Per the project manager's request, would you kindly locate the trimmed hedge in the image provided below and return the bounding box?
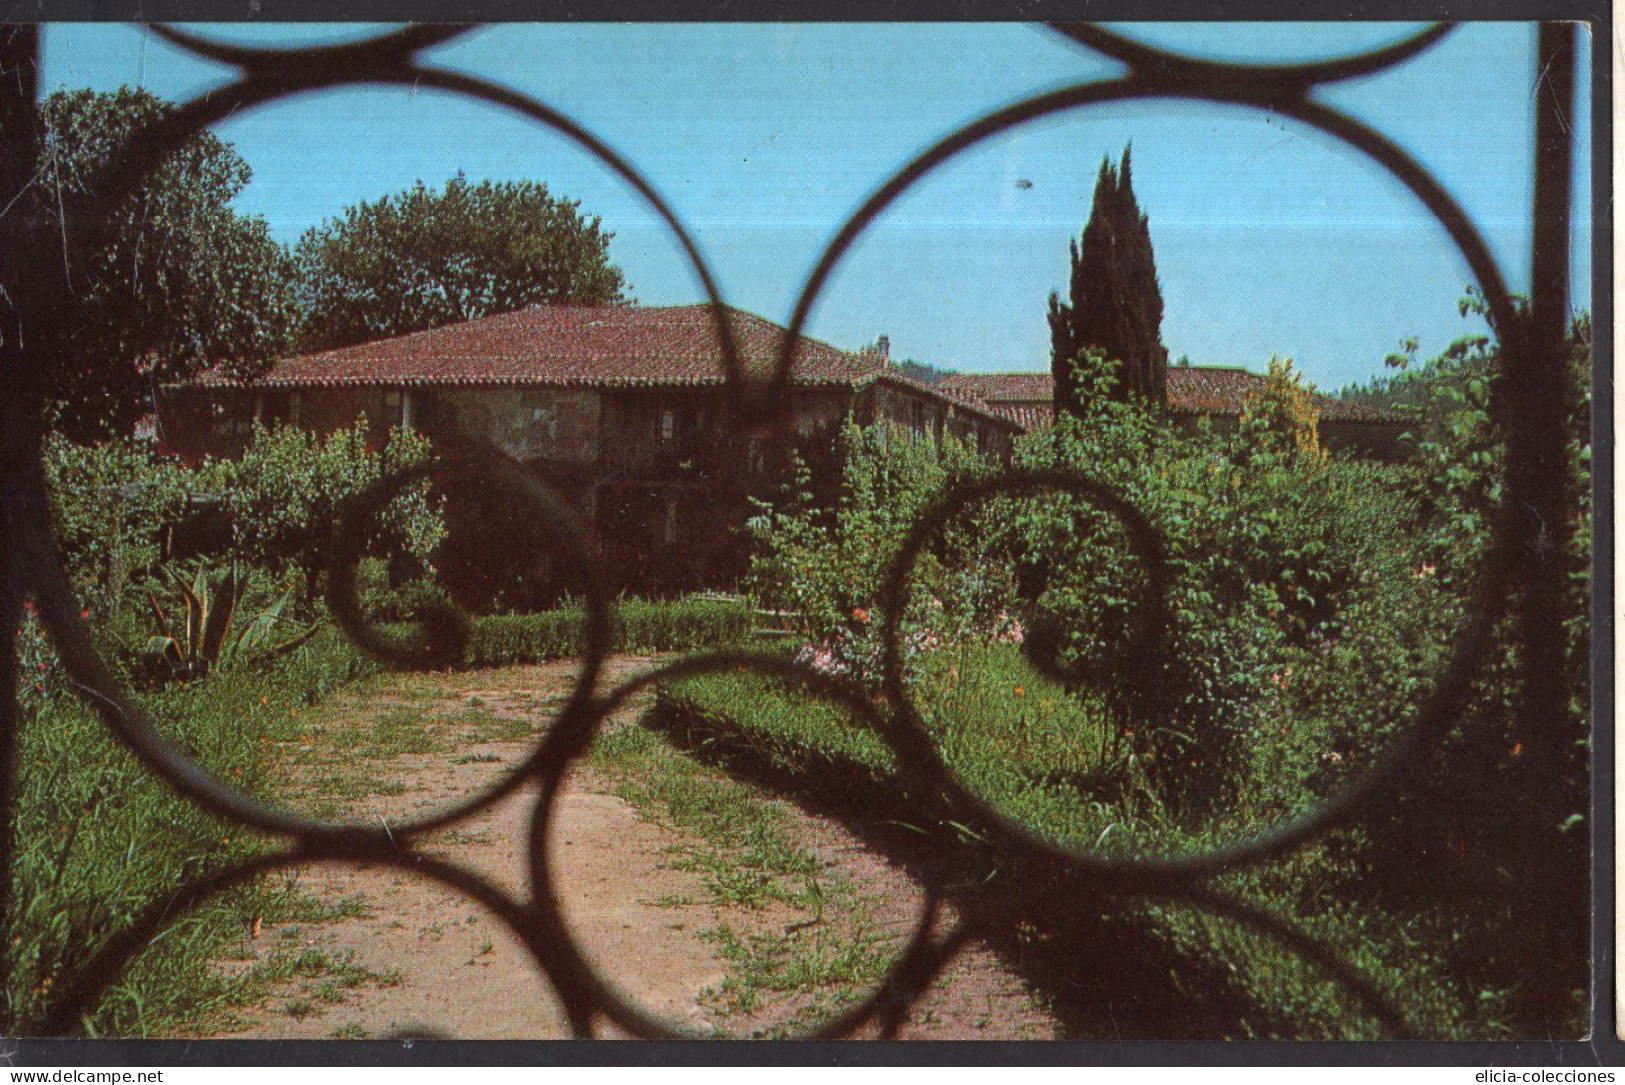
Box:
[459,596,755,668]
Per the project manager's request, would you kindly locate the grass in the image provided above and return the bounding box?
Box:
[647,641,1495,1040]
[588,723,899,1036]
[591,725,822,911]
[5,628,375,1037]
[271,692,540,821]
[213,947,400,1032]
[698,919,891,1036]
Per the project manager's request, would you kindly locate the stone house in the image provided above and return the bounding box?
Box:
[158,303,1020,594]
[939,366,1407,457]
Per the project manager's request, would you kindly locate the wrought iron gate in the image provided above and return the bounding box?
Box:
[0,21,1592,1041]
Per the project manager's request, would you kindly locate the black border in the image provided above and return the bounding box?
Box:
[1,3,1613,1068]
[3,1,1612,22]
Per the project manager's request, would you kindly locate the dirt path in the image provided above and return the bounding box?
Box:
[201,655,1054,1040]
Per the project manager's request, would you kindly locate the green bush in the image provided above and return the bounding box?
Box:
[651,651,1484,1039]
[744,422,1013,686]
[44,421,445,623]
[746,355,1431,814]
[1334,301,1592,1014]
[455,596,756,668]
[221,419,444,596]
[1004,352,1430,812]
[4,630,372,1035]
[43,433,197,617]
[735,339,1588,1035]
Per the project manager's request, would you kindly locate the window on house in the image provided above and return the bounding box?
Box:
[383,390,403,427]
[213,401,254,440]
[530,403,558,440]
[660,408,676,442]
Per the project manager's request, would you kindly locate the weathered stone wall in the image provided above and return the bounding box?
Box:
[431,388,601,464]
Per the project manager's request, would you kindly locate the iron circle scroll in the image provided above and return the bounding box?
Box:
[36,848,551,1037]
[318,449,616,837]
[1047,22,1458,87]
[873,468,1172,776]
[28,26,746,844]
[521,650,951,1040]
[783,40,1524,881]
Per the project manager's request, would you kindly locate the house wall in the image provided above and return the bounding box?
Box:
[598,387,852,470]
[859,383,943,439]
[429,388,600,464]
[293,388,401,441]
[590,386,857,594]
[855,383,1014,458]
[600,388,712,470]
[156,378,1016,596]
[791,390,853,437]
[155,389,234,461]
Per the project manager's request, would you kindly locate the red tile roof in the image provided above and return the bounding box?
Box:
[941,367,1396,430]
[179,303,1021,431]
[983,402,1053,432]
[941,372,1053,403]
[187,304,885,390]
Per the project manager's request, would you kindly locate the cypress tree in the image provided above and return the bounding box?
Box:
[1049,145,1168,417]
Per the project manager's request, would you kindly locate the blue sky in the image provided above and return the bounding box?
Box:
[41,22,1593,390]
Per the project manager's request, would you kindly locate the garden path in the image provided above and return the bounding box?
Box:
[198,655,1054,1040]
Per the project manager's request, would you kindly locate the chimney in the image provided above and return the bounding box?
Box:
[876,334,890,359]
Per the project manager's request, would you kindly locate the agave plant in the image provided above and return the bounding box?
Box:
[146,565,309,680]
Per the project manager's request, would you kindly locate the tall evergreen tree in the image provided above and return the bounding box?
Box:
[1048,145,1167,417]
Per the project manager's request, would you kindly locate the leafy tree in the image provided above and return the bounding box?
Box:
[1238,356,1324,459]
[294,175,630,352]
[33,88,299,441]
[1048,145,1167,416]
[42,432,195,615]
[894,359,955,386]
[222,418,444,599]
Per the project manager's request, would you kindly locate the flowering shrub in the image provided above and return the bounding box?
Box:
[746,422,1012,686]
[15,603,66,713]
